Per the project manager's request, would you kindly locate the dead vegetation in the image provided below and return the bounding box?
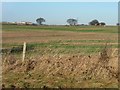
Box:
[2,44,118,88]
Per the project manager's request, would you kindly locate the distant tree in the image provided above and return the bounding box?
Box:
[67,19,78,26]
[117,23,120,26]
[89,19,99,26]
[36,17,45,25]
[99,22,106,26]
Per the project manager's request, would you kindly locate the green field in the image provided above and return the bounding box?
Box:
[2,24,118,33]
[2,24,118,54]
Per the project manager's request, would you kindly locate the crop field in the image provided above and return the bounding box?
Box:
[2,24,119,88]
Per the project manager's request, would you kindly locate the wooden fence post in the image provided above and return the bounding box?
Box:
[22,42,26,62]
[111,48,117,57]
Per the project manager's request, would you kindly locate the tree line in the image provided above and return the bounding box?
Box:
[36,17,106,26]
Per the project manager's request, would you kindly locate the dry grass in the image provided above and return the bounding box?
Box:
[2,46,118,88]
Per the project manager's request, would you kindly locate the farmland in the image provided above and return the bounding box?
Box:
[2,24,119,88]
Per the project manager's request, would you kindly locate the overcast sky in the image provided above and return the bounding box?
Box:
[2,2,118,25]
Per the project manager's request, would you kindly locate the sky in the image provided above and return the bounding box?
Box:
[1,0,119,2]
[2,2,118,25]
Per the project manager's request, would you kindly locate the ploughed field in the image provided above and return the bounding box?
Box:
[2,24,119,88]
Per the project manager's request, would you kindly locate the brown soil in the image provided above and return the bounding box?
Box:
[2,30,118,44]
